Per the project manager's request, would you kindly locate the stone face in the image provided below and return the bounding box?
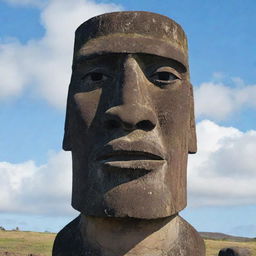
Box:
[53,11,204,256]
[64,11,196,219]
[67,54,195,218]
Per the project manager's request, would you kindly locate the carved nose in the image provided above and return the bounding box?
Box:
[104,105,157,132]
[104,56,156,132]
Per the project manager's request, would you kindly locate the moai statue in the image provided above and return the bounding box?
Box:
[53,11,205,256]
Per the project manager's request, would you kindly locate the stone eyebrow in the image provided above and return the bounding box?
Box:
[72,54,99,70]
[73,53,119,70]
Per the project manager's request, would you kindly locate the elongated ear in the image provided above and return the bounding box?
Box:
[63,118,71,151]
[62,85,72,151]
[188,83,197,153]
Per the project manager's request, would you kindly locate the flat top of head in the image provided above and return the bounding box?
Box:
[73,11,189,71]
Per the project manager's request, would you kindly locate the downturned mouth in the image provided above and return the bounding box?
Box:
[96,150,164,162]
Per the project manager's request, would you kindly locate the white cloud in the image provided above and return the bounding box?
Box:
[195,81,256,120]
[0,40,29,99]
[0,0,121,108]
[0,150,75,216]
[188,120,256,207]
[0,120,255,215]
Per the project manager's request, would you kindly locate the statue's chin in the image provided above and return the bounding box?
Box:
[102,175,184,219]
[72,163,186,218]
[99,162,186,219]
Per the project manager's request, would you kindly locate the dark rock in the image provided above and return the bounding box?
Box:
[219,247,251,256]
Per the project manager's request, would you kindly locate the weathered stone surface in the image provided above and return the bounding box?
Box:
[53,215,205,256]
[53,11,204,256]
[219,247,252,256]
[72,11,189,74]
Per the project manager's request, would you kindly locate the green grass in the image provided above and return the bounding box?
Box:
[205,239,256,256]
[0,230,56,256]
[0,230,255,256]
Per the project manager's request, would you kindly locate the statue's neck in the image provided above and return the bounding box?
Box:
[80,214,179,256]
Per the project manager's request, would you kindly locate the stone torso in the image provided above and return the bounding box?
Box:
[53,215,205,256]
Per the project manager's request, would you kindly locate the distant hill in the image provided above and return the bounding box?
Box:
[200,232,255,242]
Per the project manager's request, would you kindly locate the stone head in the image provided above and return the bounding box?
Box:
[63,11,197,219]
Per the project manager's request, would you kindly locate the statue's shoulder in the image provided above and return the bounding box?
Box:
[171,215,206,256]
[52,215,84,256]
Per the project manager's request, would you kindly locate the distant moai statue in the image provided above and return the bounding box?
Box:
[53,11,205,256]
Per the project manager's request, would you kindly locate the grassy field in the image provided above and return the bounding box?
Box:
[0,230,255,256]
[205,239,256,256]
[0,230,55,256]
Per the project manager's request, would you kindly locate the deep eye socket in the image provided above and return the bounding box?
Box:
[149,67,181,87]
[82,71,109,84]
[154,71,178,81]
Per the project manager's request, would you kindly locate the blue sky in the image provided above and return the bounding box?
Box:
[0,0,255,237]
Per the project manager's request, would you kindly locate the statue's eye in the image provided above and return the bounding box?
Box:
[150,67,181,87]
[155,72,178,81]
[82,72,109,83]
[90,72,105,81]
